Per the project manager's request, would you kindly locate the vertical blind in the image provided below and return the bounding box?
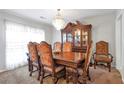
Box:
[5,21,45,69]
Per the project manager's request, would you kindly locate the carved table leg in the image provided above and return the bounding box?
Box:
[73,70,78,84]
[83,71,87,84]
[66,70,69,83]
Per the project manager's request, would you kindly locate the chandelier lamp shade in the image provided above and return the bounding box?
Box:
[52,9,65,30]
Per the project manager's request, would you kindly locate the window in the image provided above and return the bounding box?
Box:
[5,21,45,69]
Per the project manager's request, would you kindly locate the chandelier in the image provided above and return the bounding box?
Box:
[52,9,65,30]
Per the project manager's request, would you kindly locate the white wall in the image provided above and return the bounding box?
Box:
[0,16,6,69]
[115,10,124,82]
[122,11,124,82]
[83,13,116,66]
[0,11,53,70]
[52,28,61,45]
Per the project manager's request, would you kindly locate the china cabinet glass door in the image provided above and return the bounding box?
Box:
[67,33,73,42]
[61,21,92,52]
[63,33,66,43]
[74,28,81,47]
[82,30,88,46]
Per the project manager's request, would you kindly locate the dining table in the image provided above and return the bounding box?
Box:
[53,52,86,83]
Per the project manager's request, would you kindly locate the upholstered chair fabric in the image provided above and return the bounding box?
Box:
[93,41,113,72]
[66,41,93,83]
[27,42,40,80]
[95,55,112,62]
[96,41,108,55]
[63,42,72,52]
[37,41,65,83]
[53,42,62,53]
[28,42,39,63]
[77,41,93,77]
[37,41,53,67]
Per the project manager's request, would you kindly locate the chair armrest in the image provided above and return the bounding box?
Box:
[108,53,113,59]
[26,52,29,57]
[26,52,30,61]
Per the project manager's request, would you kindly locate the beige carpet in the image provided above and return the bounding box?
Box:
[0,65,123,84]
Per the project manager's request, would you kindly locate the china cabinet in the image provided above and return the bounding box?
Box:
[61,21,92,52]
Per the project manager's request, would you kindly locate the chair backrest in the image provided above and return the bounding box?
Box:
[53,42,62,52]
[37,41,53,68]
[27,42,39,63]
[84,41,93,71]
[96,41,108,55]
[63,42,72,52]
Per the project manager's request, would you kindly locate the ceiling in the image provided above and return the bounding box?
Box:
[3,9,117,26]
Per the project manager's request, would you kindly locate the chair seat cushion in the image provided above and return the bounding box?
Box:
[95,55,112,62]
[44,66,64,73]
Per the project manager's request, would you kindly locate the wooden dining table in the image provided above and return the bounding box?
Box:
[53,52,85,83]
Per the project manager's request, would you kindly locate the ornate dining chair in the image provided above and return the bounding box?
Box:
[93,41,113,72]
[37,41,65,84]
[66,41,93,84]
[53,42,62,53]
[27,42,41,80]
[78,41,93,83]
[63,42,72,52]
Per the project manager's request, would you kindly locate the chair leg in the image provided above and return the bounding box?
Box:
[82,72,87,84]
[28,60,31,72]
[37,67,41,80]
[29,65,33,76]
[94,61,96,69]
[52,74,57,84]
[66,70,69,83]
[83,78,87,84]
[108,63,111,72]
[63,69,66,79]
[87,68,91,80]
[73,72,78,84]
[52,77,55,84]
[88,75,91,81]
[40,71,44,84]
